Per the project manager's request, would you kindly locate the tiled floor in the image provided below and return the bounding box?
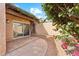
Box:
[6,36,58,56]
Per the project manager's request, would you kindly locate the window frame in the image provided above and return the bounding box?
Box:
[12,20,30,39]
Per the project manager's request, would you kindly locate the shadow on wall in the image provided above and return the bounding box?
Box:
[35,23,48,35]
[35,22,54,35]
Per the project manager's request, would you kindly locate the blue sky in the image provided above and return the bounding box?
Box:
[14,3,46,19]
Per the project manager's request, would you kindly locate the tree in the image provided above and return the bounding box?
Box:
[42,3,79,25]
[42,3,79,39]
[42,4,79,55]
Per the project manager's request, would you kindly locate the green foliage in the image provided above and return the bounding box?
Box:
[56,34,70,40]
[42,4,79,54]
[42,3,79,39]
[73,5,79,16]
[42,3,79,25]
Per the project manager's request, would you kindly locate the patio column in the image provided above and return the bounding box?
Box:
[0,3,6,55]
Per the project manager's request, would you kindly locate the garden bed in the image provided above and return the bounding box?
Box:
[56,34,79,56]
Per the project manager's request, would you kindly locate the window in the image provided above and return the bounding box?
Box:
[13,22,29,38]
[23,24,29,36]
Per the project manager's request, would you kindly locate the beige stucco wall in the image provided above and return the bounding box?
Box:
[35,23,48,35]
[54,39,67,56]
[35,22,60,35]
[0,3,6,55]
[6,13,30,41]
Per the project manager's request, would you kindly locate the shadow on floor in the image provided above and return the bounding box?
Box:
[32,35,58,56]
[6,35,58,56]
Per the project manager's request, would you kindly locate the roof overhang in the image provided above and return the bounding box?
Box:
[6,3,39,23]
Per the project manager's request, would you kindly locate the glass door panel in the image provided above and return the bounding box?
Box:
[13,22,30,38]
[23,24,29,36]
[13,22,23,38]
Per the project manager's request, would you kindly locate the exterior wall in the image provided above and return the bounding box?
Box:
[54,39,67,56]
[35,22,60,35]
[35,23,48,35]
[6,13,31,41]
[0,3,6,55]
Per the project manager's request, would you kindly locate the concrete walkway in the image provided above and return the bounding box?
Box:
[6,36,57,56]
[6,37,37,53]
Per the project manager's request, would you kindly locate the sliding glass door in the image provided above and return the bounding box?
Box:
[23,24,29,36]
[13,22,29,38]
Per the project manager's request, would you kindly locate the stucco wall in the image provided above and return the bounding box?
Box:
[6,13,30,41]
[35,22,60,35]
[54,39,67,56]
[0,3,6,55]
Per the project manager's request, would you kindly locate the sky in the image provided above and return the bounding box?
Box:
[14,3,46,20]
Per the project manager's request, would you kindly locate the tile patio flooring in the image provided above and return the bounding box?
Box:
[6,36,58,56]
